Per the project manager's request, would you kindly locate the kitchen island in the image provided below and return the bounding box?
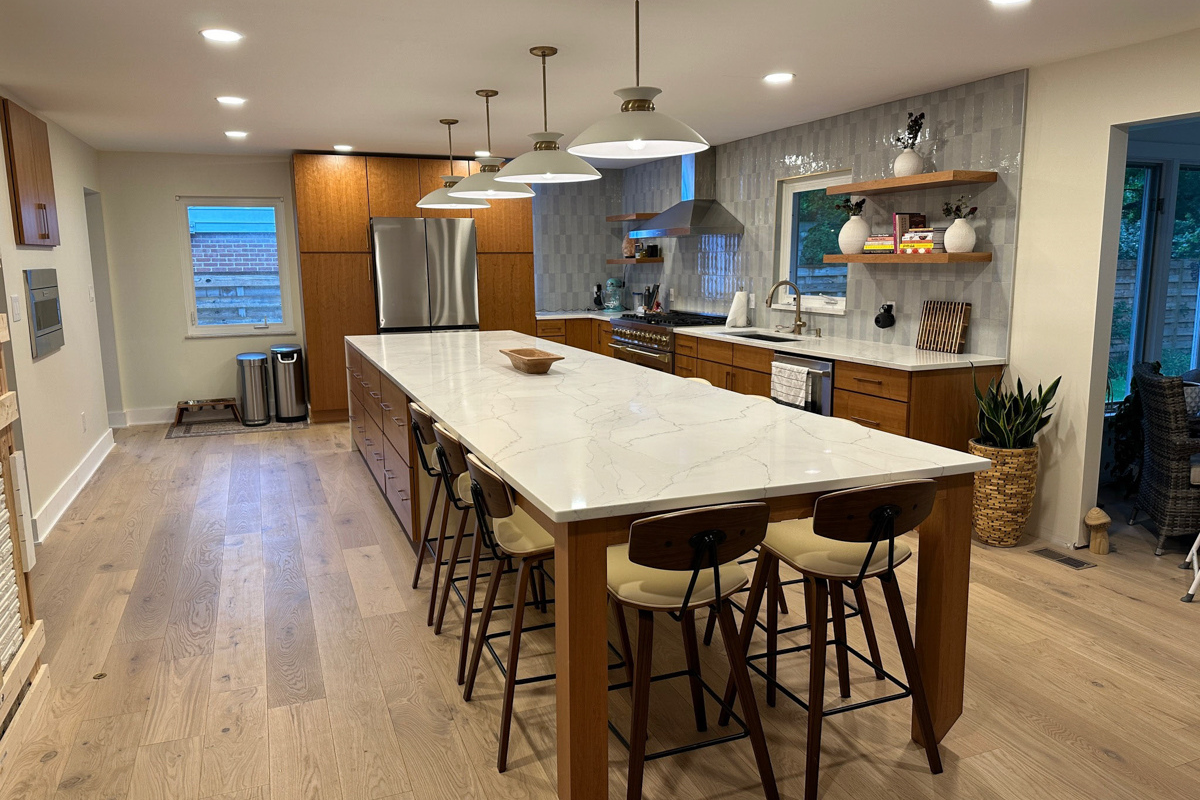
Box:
[347,330,990,800]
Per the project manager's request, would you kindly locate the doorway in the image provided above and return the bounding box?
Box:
[84,189,124,426]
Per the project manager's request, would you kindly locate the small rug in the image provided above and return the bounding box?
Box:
[165,418,309,439]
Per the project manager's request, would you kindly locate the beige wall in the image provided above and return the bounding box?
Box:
[0,111,112,535]
[1013,28,1200,545]
[97,152,303,421]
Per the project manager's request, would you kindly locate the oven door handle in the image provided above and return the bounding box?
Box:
[611,343,670,364]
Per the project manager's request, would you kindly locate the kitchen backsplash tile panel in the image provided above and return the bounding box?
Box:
[533,70,1026,357]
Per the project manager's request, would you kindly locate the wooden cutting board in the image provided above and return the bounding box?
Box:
[916,300,971,354]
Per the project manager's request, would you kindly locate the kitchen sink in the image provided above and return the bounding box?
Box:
[719,332,797,343]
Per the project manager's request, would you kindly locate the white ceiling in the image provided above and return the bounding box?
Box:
[3,0,1200,166]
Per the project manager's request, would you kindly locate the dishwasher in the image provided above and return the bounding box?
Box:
[771,353,834,415]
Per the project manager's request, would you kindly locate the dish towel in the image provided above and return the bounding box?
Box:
[726,291,750,328]
[771,362,810,408]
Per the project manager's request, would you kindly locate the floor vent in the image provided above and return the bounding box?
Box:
[1030,547,1096,570]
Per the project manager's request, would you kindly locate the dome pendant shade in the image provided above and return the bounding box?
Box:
[568,86,708,160]
[495,132,601,184]
[417,175,491,209]
[447,157,535,199]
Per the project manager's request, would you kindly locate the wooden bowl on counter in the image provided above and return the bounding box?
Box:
[500,348,565,375]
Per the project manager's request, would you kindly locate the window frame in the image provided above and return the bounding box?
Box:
[773,168,851,315]
[176,195,295,339]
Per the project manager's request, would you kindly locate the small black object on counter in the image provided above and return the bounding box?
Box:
[875,303,895,329]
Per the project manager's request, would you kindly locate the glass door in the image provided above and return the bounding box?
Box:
[1106,163,1160,403]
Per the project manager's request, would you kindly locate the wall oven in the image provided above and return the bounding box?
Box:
[24,269,63,359]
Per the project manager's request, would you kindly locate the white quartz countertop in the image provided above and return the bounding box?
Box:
[675,326,1007,372]
[348,331,990,524]
[536,311,624,321]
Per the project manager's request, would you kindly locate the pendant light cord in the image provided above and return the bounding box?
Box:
[446,123,455,176]
[485,95,492,153]
[634,0,640,87]
[541,53,549,132]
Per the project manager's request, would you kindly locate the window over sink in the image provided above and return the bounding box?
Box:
[774,169,849,314]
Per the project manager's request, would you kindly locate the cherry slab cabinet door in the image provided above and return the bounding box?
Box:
[366,156,422,219]
[301,253,377,422]
[2,99,59,246]
[478,253,536,335]
[293,154,371,252]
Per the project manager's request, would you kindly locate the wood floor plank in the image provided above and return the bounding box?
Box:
[86,638,163,721]
[382,681,487,800]
[141,655,212,745]
[263,532,326,708]
[267,700,343,800]
[342,546,406,618]
[162,511,226,660]
[114,512,192,644]
[53,710,145,800]
[199,686,269,798]
[127,736,203,800]
[228,445,262,507]
[295,506,346,578]
[287,461,327,509]
[50,569,139,687]
[0,681,96,800]
[211,534,267,693]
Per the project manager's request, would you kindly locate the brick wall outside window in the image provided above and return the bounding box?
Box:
[189,231,284,326]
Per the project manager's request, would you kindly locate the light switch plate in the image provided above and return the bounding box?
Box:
[8,296,20,322]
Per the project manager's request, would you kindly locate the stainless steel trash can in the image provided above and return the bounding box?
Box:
[270,344,307,423]
[236,352,270,427]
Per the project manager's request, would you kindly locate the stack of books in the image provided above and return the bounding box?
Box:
[899,227,947,254]
[863,234,897,253]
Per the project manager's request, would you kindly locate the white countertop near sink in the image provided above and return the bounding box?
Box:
[535,311,624,321]
[675,326,1007,372]
[347,330,990,523]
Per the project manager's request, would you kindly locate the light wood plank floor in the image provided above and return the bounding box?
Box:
[5,423,1200,800]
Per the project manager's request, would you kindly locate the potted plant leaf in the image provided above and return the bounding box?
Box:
[969,372,1061,546]
[835,197,869,254]
[892,111,926,177]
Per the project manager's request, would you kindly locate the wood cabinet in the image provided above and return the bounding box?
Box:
[2,99,59,246]
[301,253,377,421]
[594,320,614,356]
[565,319,593,350]
[474,196,533,253]
[417,159,475,219]
[366,156,421,218]
[832,389,909,435]
[478,254,535,335]
[677,335,771,396]
[535,319,566,343]
[293,154,370,252]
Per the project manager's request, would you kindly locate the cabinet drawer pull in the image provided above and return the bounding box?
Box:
[852,377,884,385]
[356,424,366,433]
[380,402,392,411]
[364,437,374,446]
[374,453,385,463]
[849,416,881,427]
[384,469,395,479]
[369,391,381,399]
[348,413,356,421]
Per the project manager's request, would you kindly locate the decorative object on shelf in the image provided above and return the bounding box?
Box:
[448,91,535,199]
[645,244,660,257]
[1085,507,1111,555]
[942,195,979,253]
[622,235,636,257]
[495,47,601,185]
[915,300,971,353]
[891,111,926,178]
[968,372,1061,547]
[835,197,869,254]
[874,303,895,329]
[603,277,625,311]
[500,348,565,375]
[417,119,492,210]
[568,1,709,160]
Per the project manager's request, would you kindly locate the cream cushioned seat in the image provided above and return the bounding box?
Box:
[422,442,440,472]
[493,506,555,557]
[762,517,911,579]
[606,543,749,611]
[454,473,474,506]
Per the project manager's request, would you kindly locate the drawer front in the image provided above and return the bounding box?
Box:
[362,414,387,489]
[346,345,363,375]
[541,334,567,344]
[380,379,411,464]
[675,355,698,378]
[383,437,414,536]
[732,344,774,374]
[834,361,910,402]
[674,334,697,358]
[697,359,733,390]
[833,389,908,436]
[536,319,566,337]
[361,361,384,426]
[349,393,368,451]
[731,366,772,398]
[697,338,734,366]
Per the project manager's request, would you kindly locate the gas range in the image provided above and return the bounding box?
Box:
[609,311,727,372]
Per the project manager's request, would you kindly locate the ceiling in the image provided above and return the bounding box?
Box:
[3,0,1200,167]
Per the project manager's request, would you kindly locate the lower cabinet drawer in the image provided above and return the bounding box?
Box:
[674,334,698,357]
[381,379,411,463]
[348,367,364,403]
[834,361,910,403]
[383,437,414,536]
[536,319,566,337]
[833,389,909,436]
[350,393,368,451]
[541,334,567,344]
[675,355,698,378]
[697,338,734,366]
[362,415,387,489]
[731,367,771,397]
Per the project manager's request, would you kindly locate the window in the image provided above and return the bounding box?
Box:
[774,170,850,314]
[178,197,293,337]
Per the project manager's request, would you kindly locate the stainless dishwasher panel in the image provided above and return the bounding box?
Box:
[771,354,834,415]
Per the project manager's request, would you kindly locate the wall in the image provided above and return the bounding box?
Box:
[532,169,624,310]
[0,106,112,538]
[535,72,1027,358]
[1013,27,1200,546]
[97,152,303,423]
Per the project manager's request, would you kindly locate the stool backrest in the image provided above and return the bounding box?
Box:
[812,480,936,586]
[465,453,511,559]
[432,422,469,478]
[408,403,440,477]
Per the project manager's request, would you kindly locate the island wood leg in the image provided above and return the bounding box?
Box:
[913,471,974,744]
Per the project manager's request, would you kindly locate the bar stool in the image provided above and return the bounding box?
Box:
[461,454,557,772]
[607,503,779,800]
[685,377,712,385]
[725,480,943,800]
[430,422,479,632]
[408,403,445,590]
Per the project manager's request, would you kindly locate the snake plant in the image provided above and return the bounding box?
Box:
[974,372,1061,449]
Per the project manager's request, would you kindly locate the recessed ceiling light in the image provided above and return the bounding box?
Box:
[201,29,244,42]
[216,96,246,106]
[474,150,490,158]
[333,144,353,152]
[763,72,795,84]
[989,0,1030,5]
[225,131,248,139]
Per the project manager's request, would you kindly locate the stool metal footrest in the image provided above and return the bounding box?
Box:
[745,641,910,716]
[608,669,750,761]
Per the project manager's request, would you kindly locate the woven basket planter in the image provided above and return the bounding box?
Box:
[968,440,1039,547]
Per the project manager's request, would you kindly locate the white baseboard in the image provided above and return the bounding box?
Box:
[121,406,176,426]
[32,429,116,544]
[108,410,128,428]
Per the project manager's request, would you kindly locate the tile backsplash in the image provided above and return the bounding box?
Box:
[533,70,1027,357]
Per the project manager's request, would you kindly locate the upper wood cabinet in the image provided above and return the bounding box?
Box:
[293,154,370,252]
[417,159,475,219]
[366,157,421,219]
[477,253,535,335]
[474,195,533,253]
[2,99,59,247]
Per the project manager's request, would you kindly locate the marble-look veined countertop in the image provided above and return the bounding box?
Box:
[535,311,624,321]
[348,331,990,524]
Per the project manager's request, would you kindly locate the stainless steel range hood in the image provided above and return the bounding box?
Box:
[628,151,743,239]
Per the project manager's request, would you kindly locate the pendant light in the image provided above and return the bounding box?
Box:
[568,0,708,160]
[447,90,535,199]
[495,47,601,184]
[416,119,492,210]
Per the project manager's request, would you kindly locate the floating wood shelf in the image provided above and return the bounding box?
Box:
[606,213,659,222]
[824,252,992,264]
[825,170,998,197]
[607,257,664,264]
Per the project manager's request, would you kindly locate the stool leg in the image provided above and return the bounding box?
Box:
[703,606,717,646]
[456,527,485,685]
[804,577,829,800]
[716,600,779,800]
[463,556,505,701]
[879,574,942,774]
[411,478,442,588]
[425,493,453,625]
[611,598,636,689]
[626,609,656,800]
[766,562,779,707]
[719,550,773,726]
[829,582,852,699]
[536,566,549,614]
[435,513,471,633]
[680,609,707,732]
[852,583,886,680]
[497,557,534,773]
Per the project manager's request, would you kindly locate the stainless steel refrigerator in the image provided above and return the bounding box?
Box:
[370,217,479,332]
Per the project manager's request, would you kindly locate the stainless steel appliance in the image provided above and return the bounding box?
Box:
[270,344,306,422]
[771,353,834,415]
[237,352,271,426]
[370,217,478,332]
[609,311,726,373]
[23,269,63,358]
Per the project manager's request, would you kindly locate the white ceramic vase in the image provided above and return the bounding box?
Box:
[893,148,922,178]
[944,218,977,253]
[838,215,870,255]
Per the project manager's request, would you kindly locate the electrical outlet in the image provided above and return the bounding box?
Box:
[884,299,896,311]
[748,293,756,309]
[9,297,20,322]
[80,412,87,433]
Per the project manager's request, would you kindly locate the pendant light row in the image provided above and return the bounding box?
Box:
[417,0,707,209]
